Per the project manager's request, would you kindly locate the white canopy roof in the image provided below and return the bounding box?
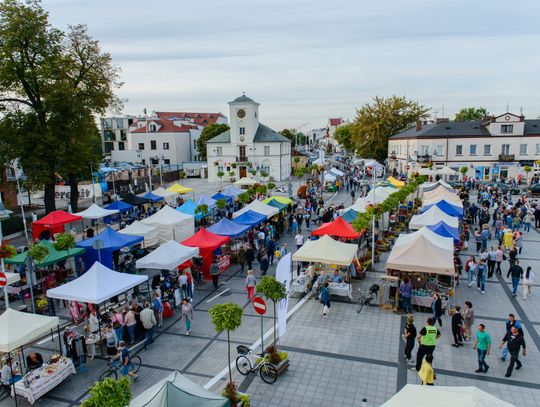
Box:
[75,203,119,219]
[234,177,257,186]
[436,166,457,175]
[0,309,60,352]
[329,167,345,177]
[136,240,199,271]
[409,205,459,230]
[292,235,357,266]
[141,205,195,242]
[323,172,336,182]
[382,384,514,407]
[346,197,369,213]
[423,195,463,208]
[47,262,148,304]
[152,187,179,205]
[387,227,454,275]
[423,188,462,205]
[232,200,279,219]
[418,168,435,176]
[119,221,160,247]
[366,186,396,204]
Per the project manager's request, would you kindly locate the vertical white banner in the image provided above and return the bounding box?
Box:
[275,253,291,339]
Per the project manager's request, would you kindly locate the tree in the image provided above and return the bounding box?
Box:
[524,165,532,184]
[454,107,489,122]
[256,276,286,348]
[459,166,468,179]
[195,204,209,217]
[0,1,121,213]
[334,124,355,152]
[196,123,229,161]
[81,377,131,407]
[351,96,428,160]
[28,243,49,263]
[215,198,227,211]
[179,170,186,179]
[208,302,243,392]
[279,129,307,147]
[53,232,75,258]
[237,192,250,205]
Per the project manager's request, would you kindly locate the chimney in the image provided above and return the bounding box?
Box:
[416,120,422,131]
[436,118,449,124]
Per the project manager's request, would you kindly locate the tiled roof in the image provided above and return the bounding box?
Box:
[154,112,225,126]
[130,119,196,134]
[229,95,257,104]
[207,129,231,143]
[207,123,291,144]
[329,118,343,126]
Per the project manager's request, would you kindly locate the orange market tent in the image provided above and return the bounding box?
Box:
[311,217,362,240]
[182,228,231,279]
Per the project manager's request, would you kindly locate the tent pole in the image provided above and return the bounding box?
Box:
[57,325,62,355]
[81,220,85,240]
[10,358,18,407]
[20,346,26,371]
[146,279,151,300]
[98,301,104,356]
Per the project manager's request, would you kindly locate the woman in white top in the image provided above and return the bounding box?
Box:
[523,266,535,300]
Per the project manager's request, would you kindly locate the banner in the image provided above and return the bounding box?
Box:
[17,184,102,207]
[275,253,291,339]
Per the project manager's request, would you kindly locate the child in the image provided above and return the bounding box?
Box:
[418,354,435,385]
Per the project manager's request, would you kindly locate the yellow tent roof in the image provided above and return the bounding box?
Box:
[262,196,293,205]
[167,183,193,194]
[387,176,405,188]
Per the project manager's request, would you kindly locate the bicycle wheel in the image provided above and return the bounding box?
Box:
[99,369,118,381]
[236,355,252,375]
[356,296,365,313]
[259,362,278,384]
[131,356,142,373]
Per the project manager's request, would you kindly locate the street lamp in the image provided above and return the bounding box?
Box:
[89,161,96,203]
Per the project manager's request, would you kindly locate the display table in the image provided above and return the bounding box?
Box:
[313,281,353,300]
[291,274,309,295]
[410,296,448,312]
[13,357,76,404]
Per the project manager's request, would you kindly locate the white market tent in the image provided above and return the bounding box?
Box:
[366,186,396,204]
[47,262,148,304]
[346,197,369,213]
[423,194,463,208]
[75,203,119,219]
[234,177,257,186]
[0,309,60,352]
[421,180,453,193]
[418,167,435,176]
[386,228,454,275]
[329,167,345,177]
[141,205,195,243]
[152,187,179,206]
[119,221,160,247]
[409,205,459,230]
[136,240,199,271]
[131,371,229,407]
[381,384,514,407]
[292,235,357,266]
[3,272,21,307]
[232,200,279,219]
[323,172,336,182]
[423,188,462,206]
[436,166,458,176]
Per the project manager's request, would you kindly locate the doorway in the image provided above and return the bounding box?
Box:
[239,166,247,178]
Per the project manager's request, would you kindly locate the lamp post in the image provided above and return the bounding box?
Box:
[147,162,153,192]
[89,161,96,203]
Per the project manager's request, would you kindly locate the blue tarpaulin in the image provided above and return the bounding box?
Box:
[266,199,288,211]
[232,210,266,227]
[428,221,460,244]
[139,192,164,203]
[176,200,203,220]
[340,209,359,223]
[207,218,250,238]
[422,200,463,218]
[105,200,134,213]
[211,193,233,205]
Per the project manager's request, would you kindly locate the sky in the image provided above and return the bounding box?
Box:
[43,0,540,131]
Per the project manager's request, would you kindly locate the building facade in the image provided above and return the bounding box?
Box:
[100,116,138,156]
[206,95,292,183]
[388,113,540,180]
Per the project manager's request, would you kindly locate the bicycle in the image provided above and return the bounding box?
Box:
[99,355,142,381]
[235,345,278,384]
[356,284,379,313]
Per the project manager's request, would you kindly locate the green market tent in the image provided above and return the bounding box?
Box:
[131,371,230,407]
[5,240,85,267]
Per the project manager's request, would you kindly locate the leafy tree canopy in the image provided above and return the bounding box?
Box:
[334,124,355,152]
[279,129,307,147]
[208,302,243,333]
[197,123,229,161]
[454,107,489,122]
[82,377,131,407]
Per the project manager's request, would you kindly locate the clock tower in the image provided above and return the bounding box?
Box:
[228,94,260,146]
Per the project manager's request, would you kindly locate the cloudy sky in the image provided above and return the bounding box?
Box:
[44,0,540,130]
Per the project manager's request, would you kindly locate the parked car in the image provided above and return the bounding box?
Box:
[483,182,520,195]
[529,183,540,195]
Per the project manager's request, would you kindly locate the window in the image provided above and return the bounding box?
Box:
[434,145,444,156]
[218,166,224,173]
[420,145,429,155]
[116,118,124,129]
[150,140,157,150]
[138,143,145,150]
[193,140,197,149]
[118,142,125,150]
[164,159,170,165]
[483,144,491,156]
[501,124,513,134]
[149,124,157,132]
[163,142,169,150]
[502,144,510,155]
[239,127,245,135]
[520,144,528,155]
[455,145,463,155]
[536,144,540,155]
[216,147,222,156]
[103,118,112,129]
[469,144,477,155]
[264,146,270,156]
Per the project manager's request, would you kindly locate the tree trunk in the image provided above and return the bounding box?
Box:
[227,330,232,385]
[44,182,56,214]
[68,174,79,213]
[273,301,277,347]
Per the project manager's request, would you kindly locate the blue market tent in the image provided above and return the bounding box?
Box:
[176,200,203,220]
[76,227,144,270]
[211,192,233,205]
[340,209,359,223]
[422,200,463,218]
[139,191,164,203]
[207,218,250,238]
[428,221,460,244]
[223,186,242,198]
[232,210,266,227]
[196,195,217,209]
[105,200,134,213]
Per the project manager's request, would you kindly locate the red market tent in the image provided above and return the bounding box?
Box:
[181,228,231,279]
[32,210,83,240]
[311,216,362,240]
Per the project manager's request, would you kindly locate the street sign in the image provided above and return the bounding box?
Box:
[253,297,266,315]
[0,272,6,286]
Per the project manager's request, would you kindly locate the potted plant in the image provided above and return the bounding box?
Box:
[214,161,219,166]
[216,198,227,217]
[250,169,257,177]
[81,377,131,407]
[0,241,16,260]
[267,182,276,190]
[208,302,244,406]
[231,163,237,169]
[53,232,76,258]
[179,170,187,179]
[195,204,209,218]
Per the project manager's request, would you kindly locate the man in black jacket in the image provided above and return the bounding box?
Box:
[500,326,526,377]
[507,260,524,297]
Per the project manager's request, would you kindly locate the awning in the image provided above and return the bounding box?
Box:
[32,210,83,239]
[387,176,405,188]
[311,217,361,239]
[211,193,233,205]
[139,191,164,203]
[176,200,204,220]
[422,200,463,218]
[262,196,293,205]
[76,203,119,220]
[409,206,459,230]
[152,187,179,205]
[105,200,134,213]
[232,200,278,219]
[195,195,217,209]
[428,221,460,244]
[136,241,199,271]
[167,183,193,194]
[119,221,160,247]
[0,309,60,352]
[292,235,357,266]
[207,218,250,238]
[340,209,359,223]
[233,210,267,226]
[182,228,230,253]
[5,240,86,267]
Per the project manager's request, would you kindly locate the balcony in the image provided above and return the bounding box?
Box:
[389,151,396,159]
[236,156,249,163]
[498,154,515,162]
[415,154,432,163]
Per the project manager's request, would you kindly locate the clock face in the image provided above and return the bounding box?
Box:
[239,136,245,142]
[237,109,246,118]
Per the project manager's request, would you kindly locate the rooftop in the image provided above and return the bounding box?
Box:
[154,112,225,126]
[207,123,290,143]
[229,94,258,105]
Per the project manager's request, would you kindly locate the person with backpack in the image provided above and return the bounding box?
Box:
[152,292,163,327]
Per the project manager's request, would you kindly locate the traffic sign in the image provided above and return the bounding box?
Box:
[0,272,7,287]
[253,297,266,315]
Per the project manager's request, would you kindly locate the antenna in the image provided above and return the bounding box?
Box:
[506,101,510,112]
[520,106,523,115]
[442,105,445,118]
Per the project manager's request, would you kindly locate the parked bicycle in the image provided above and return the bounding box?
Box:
[235,345,278,384]
[356,284,379,313]
[99,354,141,381]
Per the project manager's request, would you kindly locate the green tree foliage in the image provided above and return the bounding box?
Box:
[195,204,209,217]
[196,123,229,161]
[215,198,227,211]
[454,107,489,122]
[0,1,121,213]
[81,377,131,407]
[208,302,243,385]
[53,232,75,256]
[28,243,49,263]
[351,96,429,160]
[279,129,307,147]
[256,276,286,347]
[237,192,250,205]
[334,124,355,152]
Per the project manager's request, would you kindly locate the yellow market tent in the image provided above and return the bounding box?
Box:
[262,196,293,205]
[167,183,193,194]
[387,176,405,188]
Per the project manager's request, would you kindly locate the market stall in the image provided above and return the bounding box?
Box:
[31,210,83,240]
[123,193,151,207]
[234,177,257,187]
[211,192,233,205]
[311,217,362,239]
[387,176,405,188]
[152,187,179,206]
[232,200,278,219]
[340,208,359,223]
[138,191,165,203]
[135,240,199,271]
[182,228,231,279]
[6,240,85,269]
[75,203,119,220]
[262,196,293,206]
[232,210,267,227]
[207,218,250,238]
[329,167,345,177]
[366,186,396,204]
[142,205,195,243]
[422,199,464,218]
[427,221,460,244]
[119,221,160,247]
[167,183,193,195]
[264,198,288,212]
[195,195,217,210]
[421,180,453,193]
[104,200,134,213]
[222,185,243,198]
[422,190,462,207]
[176,200,204,220]
[409,205,459,230]
[2,271,20,307]
[347,197,369,213]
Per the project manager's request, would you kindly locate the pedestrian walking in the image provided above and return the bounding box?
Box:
[473,324,491,373]
[418,354,436,385]
[152,292,163,328]
[245,270,256,302]
[431,293,443,327]
[495,246,504,275]
[476,259,487,294]
[465,256,477,287]
[246,245,255,271]
[500,326,527,377]
[181,298,194,336]
[451,305,464,347]
[501,314,523,361]
[237,246,246,273]
[522,266,535,300]
[320,282,330,317]
[404,314,416,361]
[259,251,269,276]
[399,278,413,313]
[507,259,524,297]
[487,246,496,278]
[294,232,304,250]
[414,317,441,371]
[140,303,156,349]
[210,258,220,289]
[462,301,474,341]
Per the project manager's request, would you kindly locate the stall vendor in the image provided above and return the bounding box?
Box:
[26,352,44,370]
[1,358,22,385]
[330,270,343,283]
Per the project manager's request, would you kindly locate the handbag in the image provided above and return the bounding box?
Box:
[503,254,507,261]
